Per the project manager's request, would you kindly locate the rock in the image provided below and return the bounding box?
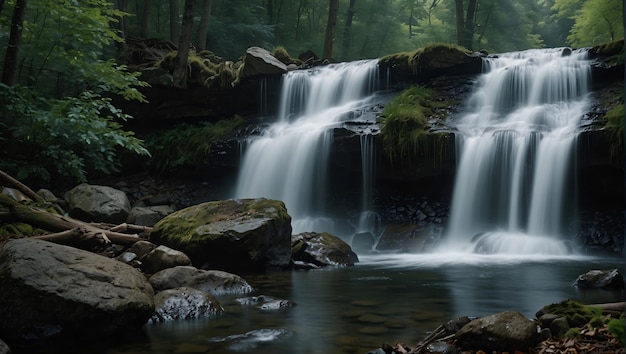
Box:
[0,239,154,341]
[425,341,459,354]
[36,188,58,203]
[455,311,537,352]
[376,223,418,251]
[0,338,9,354]
[150,198,292,272]
[573,269,624,289]
[149,287,222,323]
[127,205,175,226]
[550,317,570,338]
[149,266,252,295]
[64,184,131,224]
[236,295,296,310]
[351,232,375,253]
[239,47,287,79]
[142,245,192,274]
[538,313,560,329]
[291,232,359,267]
[129,240,158,259]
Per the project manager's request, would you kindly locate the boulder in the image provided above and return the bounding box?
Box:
[149,266,253,295]
[455,311,537,352]
[375,223,420,251]
[0,338,9,354]
[149,287,222,323]
[150,198,292,272]
[142,245,192,274]
[64,184,131,224]
[549,317,570,338]
[239,47,287,79]
[236,295,297,310]
[127,205,176,226]
[573,269,624,289]
[0,239,154,341]
[291,232,359,267]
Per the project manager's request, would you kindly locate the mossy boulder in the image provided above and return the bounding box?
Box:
[455,311,537,352]
[291,232,358,267]
[150,198,292,272]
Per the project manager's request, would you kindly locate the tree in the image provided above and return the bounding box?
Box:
[463,0,478,49]
[322,0,339,60]
[454,0,464,46]
[2,0,26,86]
[340,0,357,60]
[169,0,179,42]
[565,0,623,47]
[0,0,149,185]
[141,0,151,37]
[172,0,194,88]
[196,0,213,50]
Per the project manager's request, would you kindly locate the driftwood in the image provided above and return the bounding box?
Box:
[0,170,150,247]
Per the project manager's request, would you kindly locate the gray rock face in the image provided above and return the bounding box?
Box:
[142,245,192,275]
[127,205,175,226]
[239,47,287,79]
[375,223,420,251]
[150,198,292,272]
[149,287,222,323]
[64,184,131,224]
[573,269,624,289]
[0,239,154,341]
[291,232,358,267]
[351,232,375,253]
[149,266,253,295]
[455,311,537,352]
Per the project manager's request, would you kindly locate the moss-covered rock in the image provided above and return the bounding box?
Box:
[150,198,292,272]
[536,300,603,328]
[291,232,358,267]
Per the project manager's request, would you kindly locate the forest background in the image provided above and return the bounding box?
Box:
[0,0,623,188]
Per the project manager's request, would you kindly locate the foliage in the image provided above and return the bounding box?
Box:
[603,103,624,161]
[607,317,625,345]
[0,0,150,186]
[144,116,244,172]
[565,0,624,47]
[378,85,450,164]
[0,84,149,183]
[271,46,301,66]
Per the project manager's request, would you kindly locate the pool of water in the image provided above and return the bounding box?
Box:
[14,253,624,354]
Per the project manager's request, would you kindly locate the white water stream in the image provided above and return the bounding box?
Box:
[444,48,591,254]
[235,60,380,234]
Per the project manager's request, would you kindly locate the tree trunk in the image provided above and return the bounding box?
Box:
[340,0,357,61]
[266,0,274,23]
[2,0,27,86]
[117,0,128,38]
[172,0,195,88]
[463,0,478,49]
[322,0,339,60]
[170,0,179,42]
[196,0,212,50]
[0,0,5,17]
[454,0,464,46]
[141,0,151,38]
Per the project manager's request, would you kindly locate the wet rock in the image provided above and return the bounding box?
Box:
[550,317,570,338]
[455,311,537,352]
[0,239,154,341]
[64,184,131,224]
[291,232,359,267]
[239,47,287,79]
[149,266,252,295]
[142,245,192,275]
[129,240,157,259]
[235,295,296,310]
[425,341,459,354]
[376,223,420,251]
[150,198,292,272]
[0,338,9,354]
[573,268,624,289]
[127,205,175,226]
[149,287,222,323]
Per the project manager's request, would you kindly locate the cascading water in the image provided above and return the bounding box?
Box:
[445,48,591,255]
[235,60,380,234]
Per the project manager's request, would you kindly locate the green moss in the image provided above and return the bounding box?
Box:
[380,43,472,75]
[595,39,624,57]
[245,198,290,222]
[154,50,238,88]
[607,317,625,345]
[539,300,603,327]
[271,46,302,66]
[145,116,244,172]
[604,103,624,160]
[564,327,581,338]
[379,85,451,164]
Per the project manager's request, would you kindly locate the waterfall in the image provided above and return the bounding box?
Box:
[356,133,380,234]
[445,48,591,255]
[235,60,380,234]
